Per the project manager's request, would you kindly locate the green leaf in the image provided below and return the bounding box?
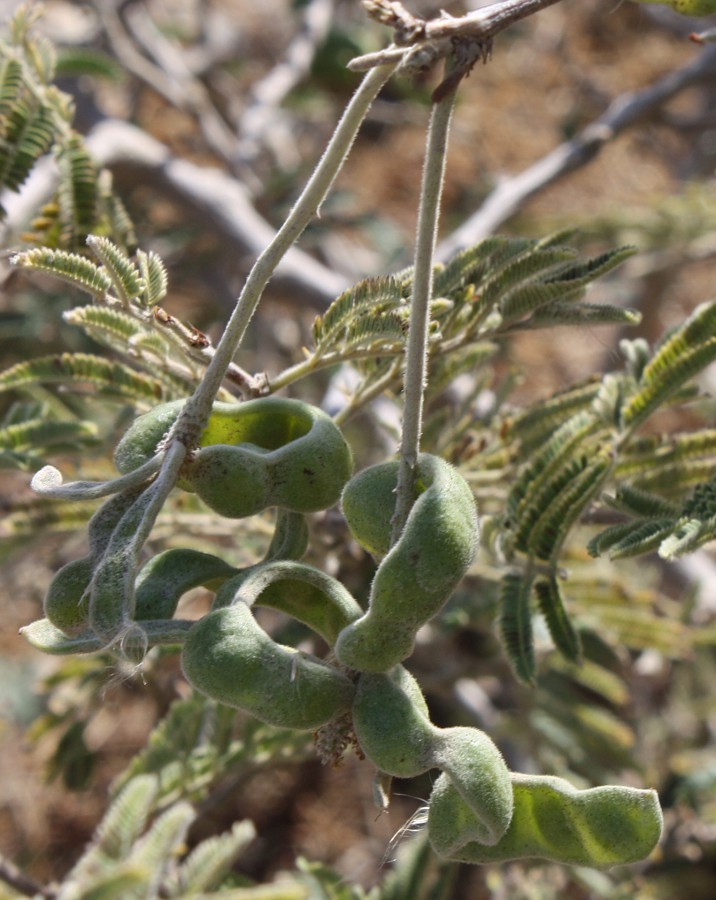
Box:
[659,517,716,559]
[125,802,195,895]
[526,301,641,329]
[622,300,716,430]
[499,572,535,685]
[137,249,168,306]
[0,417,98,467]
[12,246,112,297]
[55,132,98,248]
[534,577,581,664]
[607,518,677,560]
[605,483,680,518]
[87,235,144,304]
[71,775,158,873]
[0,352,165,403]
[311,276,405,352]
[527,453,611,562]
[172,820,256,894]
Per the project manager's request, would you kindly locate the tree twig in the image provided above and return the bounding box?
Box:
[175,61,398,445]
[0,853,51,899]
[350,0,565,75]
[391,83,456,542]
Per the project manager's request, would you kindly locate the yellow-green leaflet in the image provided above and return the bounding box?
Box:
[634,0,716,15]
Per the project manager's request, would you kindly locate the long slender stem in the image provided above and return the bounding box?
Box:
[391,89,456,543]
[177,61,397,441]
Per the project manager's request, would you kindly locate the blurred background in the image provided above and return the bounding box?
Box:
[2,1,716,897]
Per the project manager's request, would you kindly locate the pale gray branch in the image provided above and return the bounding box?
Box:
[238,0,336,166]
[0,119,349,307]
[438,44,716,259]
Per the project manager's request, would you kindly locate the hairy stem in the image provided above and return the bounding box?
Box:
[391,89,456,543]
[177,61,398,442]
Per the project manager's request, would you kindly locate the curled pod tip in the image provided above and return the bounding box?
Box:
[429,726,513,848]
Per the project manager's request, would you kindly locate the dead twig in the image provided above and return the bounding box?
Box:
[350,0,565,89]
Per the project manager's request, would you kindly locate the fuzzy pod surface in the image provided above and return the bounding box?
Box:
[43,557,94,636]
[351,667,435,778]
[134,548,238,620]
[114,397,353,518]
[213,560,363,646]
[336,454,479,672]
[353,667,513,844]
[181,604,356,729]
[428,772,663,868]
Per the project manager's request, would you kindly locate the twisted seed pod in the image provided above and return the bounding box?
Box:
[352,667,513,846]
[340,461,400,559]
[134,549,238,620]
[43,557,95,636]
[336,454,479,672]
[181,603,356,728]
[213,560,362,646]
[264,509,309,562]
[428,772,663,868]
[43,486,145,636]
[114,397,353,517]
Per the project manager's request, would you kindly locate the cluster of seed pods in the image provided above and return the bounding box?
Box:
[28,397,662,868]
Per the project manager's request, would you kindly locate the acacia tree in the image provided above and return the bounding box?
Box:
[2,1,716,896]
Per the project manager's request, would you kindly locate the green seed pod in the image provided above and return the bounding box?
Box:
[43,486,146,638]
[114,397,353,518]
[43,557,94,636]
[181,604,356,728]
[213,560,362,646]
[264,509,309,562]
[351,667,439,778]
[114,399,185,475]
[352,667,512,845]
[188,447,269,518]
[429,727,514,848]
[336,454,478,672]
[134,549,238,620]
[340,461,401,559]
[428,772,663,868]
[88,487,159,646]
[86,485,146,556]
